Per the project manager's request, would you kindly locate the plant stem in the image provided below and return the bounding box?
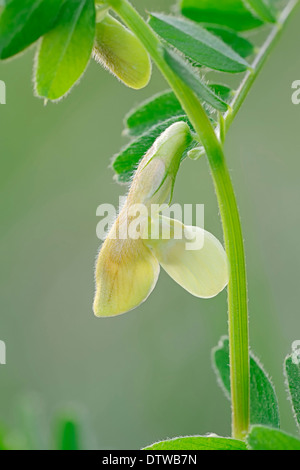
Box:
[104,0,296,440]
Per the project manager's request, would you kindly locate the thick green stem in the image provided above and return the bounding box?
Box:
[104,0,296,439]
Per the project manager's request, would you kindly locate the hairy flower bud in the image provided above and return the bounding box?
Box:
[93,13,151,89]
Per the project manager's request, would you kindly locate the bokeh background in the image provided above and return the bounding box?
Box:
[1,0,300,450]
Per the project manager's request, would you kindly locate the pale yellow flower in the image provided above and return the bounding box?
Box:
[94,122,228,317]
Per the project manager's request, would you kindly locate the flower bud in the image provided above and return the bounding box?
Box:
[128,121,192,207]
[93,13,152,89]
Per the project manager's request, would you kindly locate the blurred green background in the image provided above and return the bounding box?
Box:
[1,0,300,450]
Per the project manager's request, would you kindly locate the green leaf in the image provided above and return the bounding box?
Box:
[0,0,63,59]
[243,0,277,23]
[247,426,300,450]
[213,336,280,428]
[35,0,96,101]
[284,353,300,430]
[144,435,247,450]
[164,48,229,112]
[113,117,191,183]
[180,0,263,31]
[204,25,255,58]
[149,13,249,73]
[125,90,185,137]
[55,415,81,450]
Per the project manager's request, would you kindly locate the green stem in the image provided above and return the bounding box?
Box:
[104,0,296,440]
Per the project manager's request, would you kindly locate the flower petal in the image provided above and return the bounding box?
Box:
[145,217,228,298]
[94,219,160,317]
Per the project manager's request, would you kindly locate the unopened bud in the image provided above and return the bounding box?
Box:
[93,13,152,90]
